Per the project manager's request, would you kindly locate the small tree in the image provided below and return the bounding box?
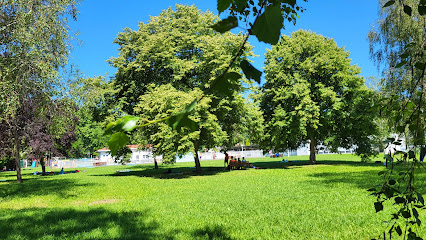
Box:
[261,30,378,163]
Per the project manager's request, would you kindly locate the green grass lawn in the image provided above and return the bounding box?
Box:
[0,154,425,239]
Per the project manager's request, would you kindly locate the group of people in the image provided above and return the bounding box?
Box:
[224,151,250,169]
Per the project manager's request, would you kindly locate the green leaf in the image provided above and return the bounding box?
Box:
[413,208,419,219]
[104,115,140,135]
[395,225,402,236]
[121,116,140,132]
[166,112,198,131]
[402,210,411,218]
[184,99,197,113]
[409,150,415,159]
[403,5,412,16]
[234,0,247,12]
[378,170,387,176]
[419,5,426,15]
[385,154,393,162]
[217,0,232,13]
[251,4,284,44]
[210,72,241,97]
[396,125,405,133]
[104,122,117,135]
[240,60,262,84]
[395,197,405,204]
[108,132,129,156]
[417,193,425,205]
[383,0,395,7]
[414,62,425,70]
[211,16,238,33]
[395,60,407,68]
[400,52,410,59]
[389,179,396,185]
[374,201,383,212]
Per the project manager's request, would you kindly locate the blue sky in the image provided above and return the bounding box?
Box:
[68,0,381,85]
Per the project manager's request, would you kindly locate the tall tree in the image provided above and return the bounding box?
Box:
[261,30,378,164]
[367,1,425,238]
[369,0,426,143]
[109,5,263,173]
[0,0,79,183]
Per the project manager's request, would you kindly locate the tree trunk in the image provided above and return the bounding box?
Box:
[193,140,201,173]
[154,157,158,169]
[13,126,23,183]
[309,137,317,164]
[41,157,46,176]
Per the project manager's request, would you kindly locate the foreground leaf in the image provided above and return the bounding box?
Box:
[374,201,384,212]
[240,60,262,84]
[211,16,238,33]
[166,112,198,131]
[251,4,283,44]
[217,0,232,13]
[108,132,129,156]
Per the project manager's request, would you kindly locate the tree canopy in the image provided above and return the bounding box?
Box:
[108,4,264,172]
[261,30,378,163]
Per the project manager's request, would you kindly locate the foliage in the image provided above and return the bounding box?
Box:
[69,76,113,158]
[107,4,266,172]
[368,0,426,239]
[108,4,252,115]
[133,84,225,164]
[0,0,79,182]
[261,30,378,164]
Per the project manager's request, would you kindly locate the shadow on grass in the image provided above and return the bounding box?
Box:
[0,208,234,240]
[96,166,230,179]
[191,225,234,240]
[308,167,426,195]
[0,208,166,240]
[249,159,387,170]
[0,178,97,200]
[94,159,387,180]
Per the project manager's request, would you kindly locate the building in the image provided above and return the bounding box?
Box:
[97,145,155,165]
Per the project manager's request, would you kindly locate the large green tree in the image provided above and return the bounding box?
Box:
[0,0,79,183]
[109,5,264,172]
[261,30,378,164]
[109,4,252,115]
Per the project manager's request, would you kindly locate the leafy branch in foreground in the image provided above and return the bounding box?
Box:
[369,0,426,239]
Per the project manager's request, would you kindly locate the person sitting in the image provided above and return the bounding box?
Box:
[242,157,246,162]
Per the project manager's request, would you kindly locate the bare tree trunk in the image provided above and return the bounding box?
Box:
[309,137,317,164]
[193,140,201,173]
[41,156,46,175]
[13,125,23,183]
[154,156,158,169]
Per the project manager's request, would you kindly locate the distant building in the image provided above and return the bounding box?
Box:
[96,145,155,165]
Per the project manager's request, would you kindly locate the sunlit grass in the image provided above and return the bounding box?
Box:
[0,154,425,239]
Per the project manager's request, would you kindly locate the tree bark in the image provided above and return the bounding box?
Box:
[193,140,201,173]
[154,157,158,169]
[13,125,23,183]
[309,137,317,164]
[41,157,46,176]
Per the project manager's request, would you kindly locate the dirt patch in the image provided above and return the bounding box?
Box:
[88,199,119,205]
